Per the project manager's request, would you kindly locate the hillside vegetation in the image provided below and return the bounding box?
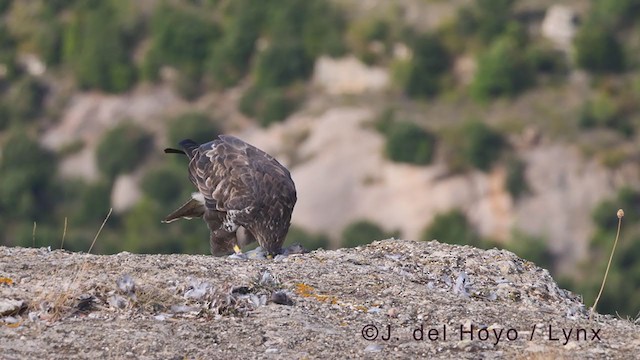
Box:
[0,0,640,317]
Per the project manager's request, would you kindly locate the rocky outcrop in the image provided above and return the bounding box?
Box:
[111,174,143,214]
[312,56,390,95]
[241,107,638,273]
[541,5,579,51]
[41,86,186,181]
[1,241,638,359]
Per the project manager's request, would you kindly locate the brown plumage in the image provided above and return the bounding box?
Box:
[162,135,297,256]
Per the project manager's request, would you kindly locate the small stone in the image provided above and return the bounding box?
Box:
[365,344,383,353]
[0,299,26,316]
[270,291,294,306]
[387,308,399,318]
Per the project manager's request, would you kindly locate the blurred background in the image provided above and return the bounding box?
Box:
[0,0,639,317]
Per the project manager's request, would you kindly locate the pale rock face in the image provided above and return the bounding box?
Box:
[111,174,142,213]
[514,145,638,274]
[246,107,514,247]
[41,86,185,181]
[312,56,389,95]
[541,5,578,51]
[240,106,639,274]
[18,54,46,76]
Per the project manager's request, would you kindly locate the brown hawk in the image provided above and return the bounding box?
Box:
[162,135,297,257]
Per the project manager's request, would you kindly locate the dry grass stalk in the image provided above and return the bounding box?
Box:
[590,209,624,320]
[60,217,68,249]
[47,209,113,321]
[32,221,37,247]
[88,208,112,254]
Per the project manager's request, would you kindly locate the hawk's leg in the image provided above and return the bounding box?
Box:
[204,210,243,256]
[209,228,238,256]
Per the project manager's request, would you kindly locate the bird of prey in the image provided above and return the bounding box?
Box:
[162,135,297,257]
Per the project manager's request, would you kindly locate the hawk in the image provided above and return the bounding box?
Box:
[162,135,297,257]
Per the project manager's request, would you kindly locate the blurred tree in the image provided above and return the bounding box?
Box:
[578,93,632,136]
[504,231,554,270]
[239,86,300,127]
[63,1,136,92]
[167,112,220,146]
[254,39,313,89]
[265,0,345,58]
[0,131,57,221]
[342,220,399,248]
[141,163,189,209]
[0,0,12,14]
[505,156,529,199]
[208,0,265,87]
[588,0,639,31]
[471,34,533,101]
[445,120,506,172]
[422,210,481,247]
[96,122,153,179]
[404,34,451,98]
[145,2,220,98]
[454,0,516,45]
[6,76,47,123]
[574,23,624,74]
[286,226,330,251]
[384,121,436,165]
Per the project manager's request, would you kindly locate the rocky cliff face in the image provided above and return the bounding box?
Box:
[39,55,639,274]
[244,107,638,274]
[1,240,638,359]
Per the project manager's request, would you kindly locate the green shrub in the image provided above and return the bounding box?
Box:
[239,86,300,127]
[453,0,516,45]
[267,0,345,58]
[63,2,136,92]
[286,226,331,251]
[147,3,220,79]
[96,122,153,179]
[141,164,188,208]
[238,86,261,118]
[505,156,529,199]
[342,220,399,248]
[72,180,112,226]
[574,23,624,74]
[254,39,313,89]
[470,35,533,101]
[504,231,553,270]
[384,121,436,165]
[525,44,568,78]
[0,131,57,220]
[0,0,12,14]
[404,34,451,98]
[592,187,640,232]
[421,210,480,246]
[6,76,48,122]
[347,17,392,65]
[588,0,639,31]
[167,112,220,146]
[145,14,206,98]
[373,107,395,134]
[0,102,10,131]
[578,94,632,136]
[446,120,506,172]
[207,1,264,87]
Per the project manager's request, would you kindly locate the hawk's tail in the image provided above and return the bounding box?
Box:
[161,195,205,223]
[164,139,200,159]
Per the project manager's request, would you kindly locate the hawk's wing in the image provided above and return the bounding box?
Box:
[187,135,295,226]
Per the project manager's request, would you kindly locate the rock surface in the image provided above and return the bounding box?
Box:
[1,240,638,359]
